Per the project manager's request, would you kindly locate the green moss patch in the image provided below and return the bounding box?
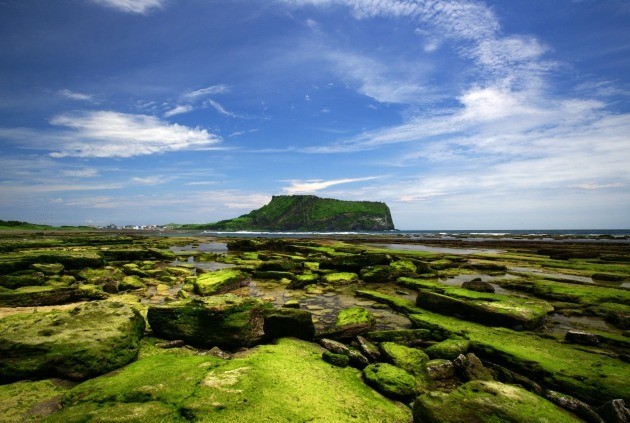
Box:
[48,338,411,422]
[0,301,145,382]
[358,289,630,405]
[413,380,582,422]
[193,269,249,296]
[0,379,71,422]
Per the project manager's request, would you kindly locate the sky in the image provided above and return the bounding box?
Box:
[0,0,629,230]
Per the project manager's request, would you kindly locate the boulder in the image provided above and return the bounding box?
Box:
[425,339,470,360]
[193,269,249,296]
[118,275,146,291]
[31,263,64,275]
[322,307,375,340]
[321,272,359,285]
[595,399,630,423]
[263,308,315,341]
[252,270,296,281]
[0,301,145,382]
[286,273,319,289]
[413,380,583,422]
[545,389,604,423]
[461,278,495,293]
[322,351,350,367]
[453,353,494,381]
[426,359,456,380]
[147,295,267,350]
[364,329,430,345]
[0,285,108,307]
[565,330,600,346]
[362,363,418,401]
[380,342,430,378]
[319,338,369,369]
[356,335,381,361]
[360,265,400,283]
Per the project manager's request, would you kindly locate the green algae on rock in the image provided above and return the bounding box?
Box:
[362,363,418,401]
[0,301,145,382]
[321,272,359,285]
[193,268,249,296]
[263,307,315,341]
[0,285,108,307]
[47,338,411,423]
[0,378,72,422]
[358,289,630,405]
[147,294,268,349]
[412,380,582,422]
[380,342,430,379]
[425,339,471,360]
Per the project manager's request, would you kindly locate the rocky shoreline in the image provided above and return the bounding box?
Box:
[0,231,628,422]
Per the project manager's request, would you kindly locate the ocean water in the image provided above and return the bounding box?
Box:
[197,229,630,242]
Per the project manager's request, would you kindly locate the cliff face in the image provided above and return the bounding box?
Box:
[201,195,395,231]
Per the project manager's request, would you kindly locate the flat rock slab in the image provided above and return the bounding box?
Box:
[0,301,145,382]
[413,380,582,422]
[46,338,412,422]
[147,294,267,349]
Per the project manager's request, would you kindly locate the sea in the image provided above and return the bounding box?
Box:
[194,229,630,243]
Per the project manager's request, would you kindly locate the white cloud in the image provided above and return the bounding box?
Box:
[205,99,238,117]
[164,105,193,117]
[90,0,165,14]
[62,168,99,178]
[281,176,382,194]
[48,110,221,158]
[326,50,428,104]
[58,89,93,101]
[183,85,231,99]
[132,175,168,185]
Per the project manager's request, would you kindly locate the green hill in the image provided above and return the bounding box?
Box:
[182,195,395,231]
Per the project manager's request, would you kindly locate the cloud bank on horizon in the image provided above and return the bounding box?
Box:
[0,0,628,229]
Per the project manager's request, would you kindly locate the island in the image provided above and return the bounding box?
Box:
[180,195,395,231]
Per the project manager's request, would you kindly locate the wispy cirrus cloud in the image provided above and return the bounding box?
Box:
[90,0,165,14]
[163,85,237,118]
[281,176,382,194]
[183,85,231,99]
[58,89,93,101]
[164,105,193,117]
[48,110,221,158]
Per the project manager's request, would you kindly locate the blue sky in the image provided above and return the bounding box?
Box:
[0,0,629,229]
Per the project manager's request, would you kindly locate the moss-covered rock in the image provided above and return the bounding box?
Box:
[31,263,64,275]
[321,272,359,285]
[360,289,630,405]
[331,306,375,338]
[415,287,552,330]
[252,270,296,281]
[286,273,319,289]
[0,301,145,382]
[425,339,470,360]
[118,275,146,291]
[380,342,430,378]
[0,378,71,422]
[193,269,249,296]
[263,307,315,341]
[322,350,350,367]
[0,272,47,289]
[362,363,418,401]
[412,380,582,422]
[147,295,267,349]
[360,265,400,283]
[0,285,108,307]
[320,253,391,272]
[364,328,430,345]
[46,338,411,422]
